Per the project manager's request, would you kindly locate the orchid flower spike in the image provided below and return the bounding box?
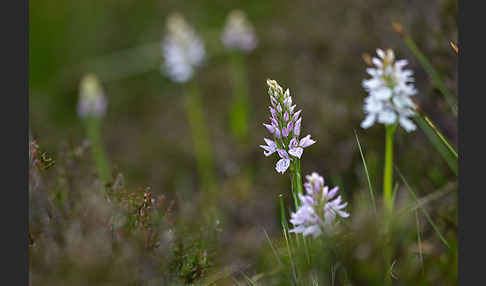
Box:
[77,74,107,118]
[259,79,316,174]
[221,10,258,52]
[289,172,350,238]
[161,13,205,83]
[361,48,417,132]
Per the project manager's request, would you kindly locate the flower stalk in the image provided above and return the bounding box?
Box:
[85,116,111,186]
[77,74,110,188]
[383,123,397,215]
[222,10,257,143]
[160,13,218,213]
[184,80,218,208]
[229,51,250,142]
[259,79,316,217]
[289,159,304,208]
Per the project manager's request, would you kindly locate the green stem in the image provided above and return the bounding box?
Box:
[229,51,250,142]
[382,124,397,285]
[383,124,397,215]
[85,116,111,188]
[295,159,303,196]
[289,159,304,209]
[184,80,217,209]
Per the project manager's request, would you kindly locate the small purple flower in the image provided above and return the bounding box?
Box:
[292,110,302,122]
[270,117,278,128]
[259,138,277,156]
[289,104,296,114]
[263,123,274,133]
[277,103,282,113]
[277,148,289,159]
[288,135,314,159]
[276,149,291,174]
[283,112,289,122]
[282,127,289,138]
[269,107,277,118]
[283,95,292,108]
[287,121,294,132]
[271,97,278,107]
[275,128,281,139]
[294,118,302,136]
[288,138,304,159]
[299,135,316,148]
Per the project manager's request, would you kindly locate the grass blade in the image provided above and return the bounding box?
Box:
[279,195,298,284]
[415,210,424,273]
[354,130,377,215]
[395,167,450,248]
[394,24,458,116]
[398,182,455,215]
[262,228,283,266]
[414,114,458,175]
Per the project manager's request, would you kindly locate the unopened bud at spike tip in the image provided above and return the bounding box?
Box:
[362,53,372,66]
[391,21,405,38]
[450,41,458,54]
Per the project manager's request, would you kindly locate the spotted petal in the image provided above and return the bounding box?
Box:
[289,147,303,159]
[275,158,291,174]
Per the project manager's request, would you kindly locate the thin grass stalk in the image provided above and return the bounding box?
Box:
[395,166,450,248]
[263,228,283,267]
[279,194,298,284]
[415,209,424,274]
[354,130,377,215]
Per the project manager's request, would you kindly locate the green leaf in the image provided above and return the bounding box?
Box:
[402,35,458,116]
[395,167,450,249]
[414,114,458,175]
[354,130,377,215]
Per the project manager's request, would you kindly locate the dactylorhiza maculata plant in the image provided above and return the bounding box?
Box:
[221,10,258,53]
[361,49,417,132]
[260,79,316,175]
[361,49,418,215]
[161,13,218,216]
[161,13,205,83]
[289,172,349,238]
[77,74,110,186]
[221,10,258,142]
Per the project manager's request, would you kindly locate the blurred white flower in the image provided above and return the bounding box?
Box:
[361,49,417,132]
[221,10,257,52]
[289,172,349,238]
[77,74,107,118]
[161,13,205,83]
